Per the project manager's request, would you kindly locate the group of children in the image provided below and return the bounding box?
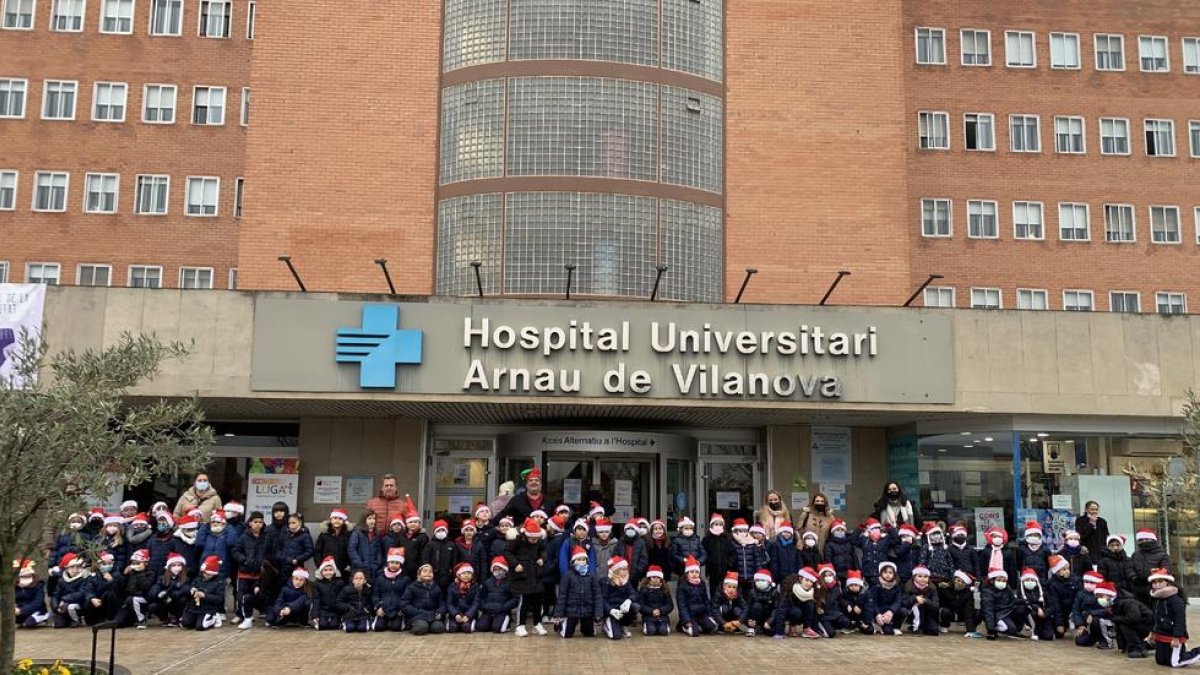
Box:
[14,497,1200,668]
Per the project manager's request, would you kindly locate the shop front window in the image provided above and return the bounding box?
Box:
[918,432,1015,542]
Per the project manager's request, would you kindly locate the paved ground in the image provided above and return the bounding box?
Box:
[14,621,1166,674]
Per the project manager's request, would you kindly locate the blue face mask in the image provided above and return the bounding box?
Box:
[573,562,589,575]
[156,523,170,533]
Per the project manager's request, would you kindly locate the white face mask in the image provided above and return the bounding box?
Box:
[710,525,724,536]
[1066,539,1080,548]
[68,522,83,531]
[105,525,119,535]
[210,524,225,534]
[195,480,209,492]
[681,527,695,537]
[636,526,649,536]
[994,581,1007,590]
[991,536,1004,546]
[1027,536,1042,546]
[18,577,34,587]
[435,531,447,541]
[755,580,771,591]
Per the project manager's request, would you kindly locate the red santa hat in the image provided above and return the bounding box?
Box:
[403,495,421,524]
[798,567,819,582]
[522,518,543,539]
[1148,568,1175,584]
[801,530,818,543]
[846,570,866,588]
[912,565,931,577]
[433,519,449,534]
[103,514,123,526]
[329,509,349,522]
[1020,568,1039,582]
[526,467,541,483]
[98,551,115,563]
[460,518,477,532]
[130,549,150,563]
[777,521,795,536]
[177,515,200,531]
[646,565,664,580]
[588,502,606,518]
[678,516,696,529]
[498,515,514,527]
[569,547,588,563]
[987,566,1008,581]
[984,526,1008,545]
[723,571,740,586]
[898,523,919,539]
[491,556,510,572]
[548,515,567,533]
[1136,529,1158,542]
[609,555,629,574]
[1094,581,1118,598]
[1023,521,1043,538]
[454,562,474,578]
[120,499,139,511]
[864,518,883,532]
[157,512,176,528]
[60,552,82,568]
[651,518,667,532]
[953,569,975,586]
[131,513,151,526]
[948,523,968,537]
[386,547,405,564]
[555,504,572,516]
[165,553,187,568]
[15,559,35,577]
[749,524,766,537]
[291,567,310,581]
[201,556,221,575]
[187,508,204,521]
[635,517,650,529]
[389,515,405,527]
[709,513,725,525]
[817,563,836,578]
[210,510,227,524]
[474,502,490,518]
[1048,555,1070,575]
[731,518,749,530]
[594,517,613,534]
[684,555,701,574]
[1107,534,1127,547]
[529,509,548,521]
[88,507,105,521]
[572,518,589,533]
[224,500,244,515]
[1082,570,1105,585]
[922,521,943,536]
[66,512,86,525]
[878,561,897,575]
[830,519,847,533]
[317,556,340,577]
[755,568,774,583]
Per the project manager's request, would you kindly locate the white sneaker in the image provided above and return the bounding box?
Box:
[238,618,253,630]
[214,614,224,629]
[622,629,631,638]
[514,625,528,637]
[533,623,547,636]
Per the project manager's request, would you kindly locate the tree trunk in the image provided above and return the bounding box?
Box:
[1,535,17,669]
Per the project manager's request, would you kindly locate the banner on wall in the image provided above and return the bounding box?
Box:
[0,284,46,389]
[247,458,300,515]
[973,507,1005,547]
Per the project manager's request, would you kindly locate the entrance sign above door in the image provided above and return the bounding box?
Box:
[498,430,692,456]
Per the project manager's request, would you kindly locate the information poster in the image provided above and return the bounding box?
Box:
[823,482,847,513]
[791,491,809,511]
[1017,508,1074,548]
[447,495,474,515]
[612,506,634,523]
[811,426,853,484]
[562,478,582,504]
[1051,494,1073,510]
[313,475,342,504]
[0,283,46,388]
[453,463,470,485]
[716,491,741,509]
[344,476,374,503]
[973,507,1005,547]
[247,458,300,515]
[614,480,633,506]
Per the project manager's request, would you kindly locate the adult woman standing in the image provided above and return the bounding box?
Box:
[1074,501,1110,564]
[795,493,836,551]
[872,482,915,532]
[173,473,223,520]
[755,490,791,540]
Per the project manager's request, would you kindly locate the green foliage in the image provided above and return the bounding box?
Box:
[1121,389,1200,532]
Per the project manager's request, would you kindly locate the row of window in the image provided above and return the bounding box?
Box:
[919,112,1200,157]
[920,199,1200,244]
[0,79,247,125]
[1,0,254,38]
[0,261,236,289]
[0,170,242,216]
[915,28,1199,74]
[924,286,1188,314]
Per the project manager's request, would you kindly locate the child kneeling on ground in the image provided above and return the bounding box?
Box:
[638,565,674,636]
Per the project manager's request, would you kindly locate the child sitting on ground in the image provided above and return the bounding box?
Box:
[637,565,674,636]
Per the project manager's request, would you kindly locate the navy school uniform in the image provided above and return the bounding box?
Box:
[1152,590,1200,667]
[311,577,345,630]
[51,571,95,627]
[453,537,484,583]
[274,528,315,574]
[817,583,851,637]
[232,529,269,620]
[601,580,640,639]
[149,572,190,624]
[507,536,547,626]
[854,531,893,585]
[637,583,674,635]
[114,566,156,626]
[1111,589,1153,653]
[336,582,374,633]
[797,543,823,572]
[729,539,769,596]
[1046,573,1082,634]
[676,578,718,636]
[196,526,234,578]
[981,583,1028,639]
[769,536,801,582]
[617,536,649,585]
[840,585,874,633]
[745,584,778,631]
[372,571,409,631]
[16,580,49,627]
[890,540,919,583]
[146,532,177,577]
[1016,544,1052,580]
[444,581,481,633]
[947,541,978,579]
[181,574,227,630]
[95,535,128,573]
[919,544,955,583]
[866,581,905,634]
[701,534,732,595]
[314,526,352,577]
[267,582,312,627]
[348,528,382,576]
[823,534,858,580]
[556,566,604,638]
[397,531,429,580]
[477,575,518,633]
[900,580,941,636]
[399,579,446,634]
[712,587,748,631]
[975,545,1018,584]
[646,539,673,582]
[1098,548,1137,594]
[773,580,817,635]
[670,533,705,577]
[1018,581,1055,640]
[422,536,460,590]
[51,531,88,571]
[172,533,200,573]
[87,569,124,623]
[939,583,979,632]
[1072,591,1111,647]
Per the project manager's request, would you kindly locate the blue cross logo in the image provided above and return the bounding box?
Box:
[335,305,422,388]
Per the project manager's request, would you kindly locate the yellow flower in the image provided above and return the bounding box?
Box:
[37,667,50,675]
[16,659,33,671]
[56,667,72,675]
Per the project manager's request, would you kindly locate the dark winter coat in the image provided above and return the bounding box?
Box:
[820,584,846,622]
[854,531,893,579]
[506,536,546,595]
[671,533,706,575]
[1112,589,1153,628]
[494,491,550,528]
[336,583,374,621]
[149,572,190,607]
[16,580,47,617]
[95,534,128,572]
[947,542,977,579]
[890,540,918,580]
[556,568,604,619]
[902,580,940,615]
[980,585,1019,634]
[747,584,779,618]
[233,529,269,577]
[1017,581,1048,618]
[602,580,640,615]
[348,528,382,575]
[314,525,353,576]
[397,531,429,579]
[274,528,315,571]
[190,574,226,613]
[478,576,518,615]
[617,536,649,582]
[867,581,902,616]
[399,580,444,622]
[919,544,955,582]
[1071,590,1105,627]
[147,532,178,577]
[797,543,823,571]
[372,571,409,616]
[675,579,713,624]
[171,535,199,572]
[712,589,748,623]
[445,582,481,619]
[841,587,872,618]
[823,535,859,577]
[1074,515,1110,564]
[975,545,1018,582]
[1046,574,1082,625]
[1131,542,1172,598]
[1098,548,1136,592]
[701,534,732,579]
[770,537,802,581]
[311,578,345,620]
[637,584,674,621]
[422,536,460,589]
[1054,544,1093,578]
[1153,592,1190,640]
[53,572,95,607]
[196,526,235,576]
[52,531,88,569]
[271,583,311,617]
[1015,544,1051,579]
[541,533,568,583]
[646,538,672,581]
[773,580,817,634]
[730,539,769,580]
[91,570,123,610]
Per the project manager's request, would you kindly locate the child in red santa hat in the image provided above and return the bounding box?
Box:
[311,556,344,630]
[774,567,821,638]
[637,565,674,636]
[1150,567,1200,667]
[423,519,458,591]
[373,548,408,631]
[182,556,227,630]
[477,555,518,633]
[509,518,547,637]
[601,555,639,639]
[840,570,872,634]
[445,562,480,634]
[266,567,313,628]
[676,554,718,637]
[555,546,603,638]
[745,568,778,636]
[713,571,748,634]
[901,564,941,636]
[150,553,190,627]
[14,559,49,628]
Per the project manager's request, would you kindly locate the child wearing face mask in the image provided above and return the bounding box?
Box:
[1149,568,1200,667]
[774,568,822,638]
[638,565,675,636]
[454,518,482,584]
[266,567,313,628]
[749,524,769,548]
[900,565,941,636]
[509,518,548,637]
[310,557,345,631]
[1016,521,1051,580]
[1017,567,1055,640]
[123,513,154,560]
[147,513,178,578]
[115,549,155,628]
[918,522,955,588]
[373,548,409,632]
[51,554,95,628]
[478,556,518,633]
[1045,554,1081,639]
[233,511,268,629]
[940,570,981,637]
[540,515,568,621]
[558,520,595,579]
[671,517,706,579]
[867,562,904,636]
[769,522,800,583]
[397,498,428,580]
[183,556,229,630]
[314,509,353,580]
[95,515,127,573]
[422,519,459,592]
[400,563,446,635]
[196,510,233,583]
[618,522,649,586]
[445,562,480,634]
[841,571,872,634]
[1099,534,1136,594]
[676,555,718,637]
[555,546,604,638]
[336,569,373,633]
[891,524,920,584]
[48,513,89,598]
[1131,529,1172,608]
[713,571,748,634]
[645,519,672,584]
[981,567,1028,640]
[729,519,769,600]
[824,520,858,583]
[150,553,190,627]
[975,526,1017,585]
[634,517,652,542]
[15,560,49,628]
[86,551,122,624]
[798,531,823,572]
[945,523,978,583]
[601,556,640,639]
[1072,570,1106,642]
[274,513,315,585]
[815,563,850,638]
[702,515,734,598]
[744,568,777,636]
[1075,581,1118,649]
[854,519,892,587]
[1056,529,1092,578]
[485,516,516,578]
[173,515,202,573]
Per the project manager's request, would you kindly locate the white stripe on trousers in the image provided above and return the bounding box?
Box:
[132,597,147,622]
[1174,645,1200,668]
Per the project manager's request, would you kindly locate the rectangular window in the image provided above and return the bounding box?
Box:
[135,174,169,214]
[1104,204,1136,242]
[192,86,225,125]
[0,262,7,283]
[1145,119,1176,157]
[185,176,219,216]
[198,0,229,37]
[150,0,182,35]
[960,29,991,66]
[92,82,127,122]
[26,263,60,285]
[83,172,119,213]
[1100,117,1130,155]
[76,264,111,286]
[33,171,68,212]
[245,0,253,38]
[1109,291,1140,313]
[50,0,85,31]
[1010,114,1041,152]
[179,266,214,289]
[1139,35,1170,72]
[41,80,77,120]
[1050,32,1081,69]
[1012,201,1044,240]
[1017,289,1048,310]
[1157,292,1187,315]
[1190,121,1200,158]
[0,78,26,118]
[923,286,955,308]
[1150,205,1181,244]
[921,198,951,237]
[967,200,998,238]
[1063,290,1094,312]
[971,288,1002,310]
[240,87,249,126]
[234,176,243,217]
[100,0,133,33]
[1059,202,1090,241]
[1054,116,1085,154]
[2,0,34,29]
[1095,34,1125,71]
[915,27,946,65]
[918,111,949,150]
[228,267,238,289]
[964,113,995,151]
[0,170,15,210]
[1005,31,1036,68]
[1185,38,1200,74]
[142,84,176,123]
[128,265,162,289]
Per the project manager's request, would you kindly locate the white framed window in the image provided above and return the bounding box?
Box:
[100,0,133,33]
[1009,114,1041,153]
[179,266,214,289]
[1095,34,1125,71]
[92,82,127,122]
[923,286,955,308]
[1058,202,1090,241]
[1063,290,1094,312]
[185,176,219,216]
[1150,205,1181,244]
[0,78,27,118]
[1012,201,1044,240]
[134,174,169,214]
[2,0,34,29]
[1145,119,1175,157]
[1139,35,1170,72]
[918,111,949,150]
[1185,38,1200,74]
[1157,292,1187,315]
[967,200,998,238]
[83,172,119,213]
[26,262,60,285]
[0,170,15,210]
[128,265,162,288]
[191,85,225,125]
[961,29,991,66]
[964,113,995,151]
[1104,204,1136,243]
[234,176,243,217]
[1109,291,1140,313]
[1050,32,1081,69]
[149,0,181,35]
[0,261,7,283]
[228,267,238,289]
[76,263,112,286]
[1016,289,1048,310]
[198,0,229,37]
[920,198,951,237]
[1189,121,1200,158]
[50,0,85,31]
[240,87,249,126]
[915,27,946,65]
[1005,31,1036,68]
[1054,116,1085,154]
[33,171,68,212]
[142,83,176,123]
[1100,117,1130,155]
[245,0,253,38]
[41,80,78,121]
[970,287,1002,310]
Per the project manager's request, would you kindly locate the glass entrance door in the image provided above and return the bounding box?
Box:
[599,459,652,523]
[545,457,593,515]
[700,459,756,524]
[665,458,694,529]
[430,453,493,527]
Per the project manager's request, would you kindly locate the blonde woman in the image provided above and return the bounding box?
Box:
[755,490,791,540]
